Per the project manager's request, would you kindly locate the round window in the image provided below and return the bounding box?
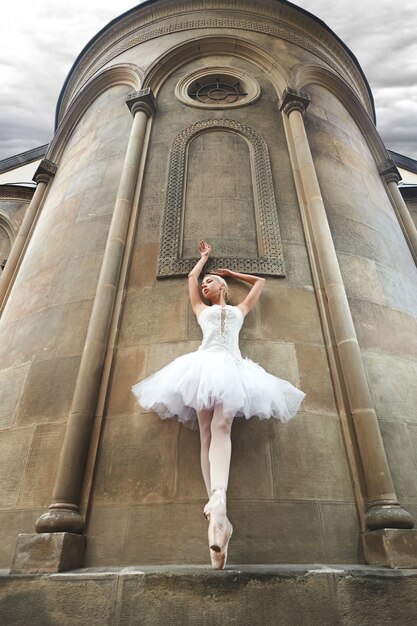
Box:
[175,68,260,109]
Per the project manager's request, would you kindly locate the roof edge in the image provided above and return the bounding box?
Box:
[55,0,375,128]
[0,144,48,175]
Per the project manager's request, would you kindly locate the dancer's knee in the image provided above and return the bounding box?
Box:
[211,414,233,436]
[200,425,211,447]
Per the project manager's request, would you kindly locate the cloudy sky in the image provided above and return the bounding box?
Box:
[0,0,416,161]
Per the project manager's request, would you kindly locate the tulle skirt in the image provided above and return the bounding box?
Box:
[131,348,305,430]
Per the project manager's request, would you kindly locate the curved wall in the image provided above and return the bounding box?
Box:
[86,41,357,565]
[1,0,415,569]
[306,84,417,521]
[0,84,132,565]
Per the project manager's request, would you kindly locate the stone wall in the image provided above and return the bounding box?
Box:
[0,195,31,267]
[0,84,132,567]
[1,0,416,572]
[85,53,358,566]
[306,84,417,522]
[2,565,417,626]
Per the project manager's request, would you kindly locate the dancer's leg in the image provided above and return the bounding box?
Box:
[206,404,234,568]
[209,404,233,493]
[197,408,213,497]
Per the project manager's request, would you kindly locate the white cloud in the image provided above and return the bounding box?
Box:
[0,0,416,160]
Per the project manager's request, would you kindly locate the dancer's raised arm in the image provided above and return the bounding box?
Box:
[209,268,265,317]
[188,240,211,316]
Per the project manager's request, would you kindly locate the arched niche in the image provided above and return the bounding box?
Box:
[157,119,285,277]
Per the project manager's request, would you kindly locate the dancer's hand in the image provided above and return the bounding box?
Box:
[199,240,212,258]
[210,268,232,277]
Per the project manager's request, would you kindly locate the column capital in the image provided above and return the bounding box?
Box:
[378,159,402,184]
[33,159,57,184]
[280,88,311,116]
[126,88,156,118]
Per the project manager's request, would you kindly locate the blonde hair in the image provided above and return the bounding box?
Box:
[211,275,229,300]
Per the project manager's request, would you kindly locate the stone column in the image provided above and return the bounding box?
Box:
[379,159,417,263]
[0,159,57,314]
[280,89,417,566]
[11,89,156,573]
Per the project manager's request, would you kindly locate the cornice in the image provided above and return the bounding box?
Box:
[0,185,34,202]
[56,0,373,125]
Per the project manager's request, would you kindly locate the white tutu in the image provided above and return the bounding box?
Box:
[132,305,305,429]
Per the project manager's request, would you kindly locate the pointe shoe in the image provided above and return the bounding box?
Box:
[208,517,233,570]
[203,487,226,520]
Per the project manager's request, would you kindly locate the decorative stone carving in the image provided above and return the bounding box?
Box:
[60,8,369,118]
[280,88,311,116]
[0,186,34,202]
[378,159,401,185]
[157,118,285,277]
[33,159,58,184]
[126,88,157,117]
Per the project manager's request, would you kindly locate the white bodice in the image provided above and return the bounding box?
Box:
[197,305,244,359]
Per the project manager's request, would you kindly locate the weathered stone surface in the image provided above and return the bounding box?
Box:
[339,253,386,304]
[121,498,325,565]
[331,215,395,268]
[48,254,102,306]
[127,243,159,289]
[227,417,275,500]
[91,414,178,505]
[379,420,417,503]
[363,353,417,422]
[1,566,417,626]
[320,502,361,563]
[118,566,338,626]
[0,364,30,429]
[15,356,81,425]
[123,502,207,565]
[0,573,115,625]
[0,427,35,508]
[17,424,66,508]
[281,241,313,287]
[3,265,57,322]
[362,529,417,568]
[228,499,326,563]
[183,131,257,259]
[0,307,63,368]
[84,505,130,567]
[11,532,86,574]
[350,299,417,361]
[118,285,188,347]
[259,286,323,344]
[375,263,417,317]
[0,509,43,568]
[269,412,354,501]
[106,345,147,416]
[296,343,337,414]
[53,299,93,358]
[175,424,207,502]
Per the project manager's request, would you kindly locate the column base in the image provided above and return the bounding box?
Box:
[362,529,417,568]
[10,532,86,574]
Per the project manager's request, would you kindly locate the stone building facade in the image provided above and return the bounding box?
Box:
[1,0,417,579]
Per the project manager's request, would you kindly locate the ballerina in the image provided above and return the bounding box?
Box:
[132,240,305,569]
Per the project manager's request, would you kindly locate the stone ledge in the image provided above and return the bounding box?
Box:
[1,565,417,625]
[3,563,417,580]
